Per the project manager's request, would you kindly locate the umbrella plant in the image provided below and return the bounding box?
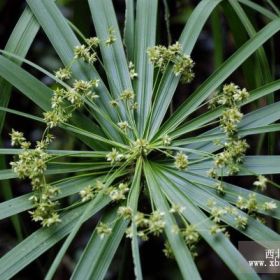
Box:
[0,0,280,279]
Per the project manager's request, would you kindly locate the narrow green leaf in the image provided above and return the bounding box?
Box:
[170,79,280,140]
[0,49,128,144]
[26,0,122,142]
[128,159,143,280]
[0,55,107,150]
[0,148,106,158]
[124,0,135,60]
[185,156,280,176]
[238,0,277,20]
[0,169,15,181]
[153,164,259,279]
[45,192,109,280]
[174,124,280,146]
[231,0,272,84]
[0,106,45,124]
[0,7,39,134]
[156,17,280,139]
[156,165,280,243]
[0,104,124,150]
[239,156,280,175]
[45,164,128,279]
[71,210,128,280]
[228,0,274,153]
[180,171,280,220]
[266,0,280,16]
[240,101,280,129]
[183,101,280,155]
[0,197,109,280]
[71,163,134,279]
[0,164,109,181]
[210,8,223,69]
[144,161,201,280]
[148,0,222,138]
[26,0,92,81]
[134,0,158,135]
[88,0,132,107]
[0,56,50,112]
[0,176,97,219]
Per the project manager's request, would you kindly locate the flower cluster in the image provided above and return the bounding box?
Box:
[80,181,131,205]
[107,183,129,201]
[10,130,60,227]
[45,36,102,129]
[206,193,277,232]
[110,88,137,112]
[210,83,249,109]
[207,199,229,235]
[131,139,150,157]
[207,199,248,233]
[181,224,200,257]
[105,27,116,46]
[126,210,166,239]
[253,175,268,192]
[55,67,71,81]
[162,135,172,146]
[79,185,95,202]
[213,83,249,137]
[117,121,130,132]
[213,139,249,175]
[163,242,174,259]
[105,139,151,166]
[163,224,200,258]
[106,148,124,164]
[128,61,138,80]
[214,181,225,195]
[147,42,195,84]
[163,205,200,258]
[79,180,106,202]
[209,84,250,188]
[96,222,112,239]
[220,107,243,135]
[95,210,166,240]
[117,206,133,220]
[236,194,277,214]
[44,79,100,128]
[74,36,100,64]
[174,151,189,170]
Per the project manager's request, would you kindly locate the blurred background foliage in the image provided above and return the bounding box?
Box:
[0,0,279,279]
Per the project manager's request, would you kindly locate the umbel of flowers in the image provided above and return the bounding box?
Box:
[9,29,277,258]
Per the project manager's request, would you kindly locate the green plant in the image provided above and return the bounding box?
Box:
[0,0,280,279]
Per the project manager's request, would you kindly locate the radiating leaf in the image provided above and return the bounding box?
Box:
[134,0,158,135]
[124,0,135,60]
[71,210,128,280]
[148,0,222,138]
[0,197,109,280]
[144,161,201,280]
[88,0,132,119]
[153,164,259,279]
[26,0,122,142]
[156,17,280,140]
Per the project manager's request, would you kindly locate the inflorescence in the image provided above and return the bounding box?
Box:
[10,130,61,227]
[9,31,277,261]
[147,42,195,84]
[208,83,250,195]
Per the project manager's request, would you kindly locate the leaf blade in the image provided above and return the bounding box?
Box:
[156,17,280,139]
[134,0,158,135]
[144,161,202,280]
